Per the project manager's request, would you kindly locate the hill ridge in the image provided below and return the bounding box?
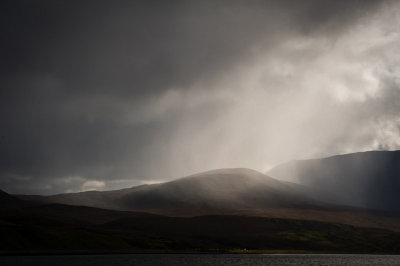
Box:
[18,168,322,215]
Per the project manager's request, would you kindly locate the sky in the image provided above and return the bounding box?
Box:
[1,0,400,195]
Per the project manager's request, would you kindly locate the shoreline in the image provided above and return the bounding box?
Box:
[2,250,400,256]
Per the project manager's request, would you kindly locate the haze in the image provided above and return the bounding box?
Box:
[1,0,400,195]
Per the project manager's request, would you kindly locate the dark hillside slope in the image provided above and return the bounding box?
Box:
[2,203,400,253]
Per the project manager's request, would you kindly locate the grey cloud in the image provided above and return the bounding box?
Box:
[0,0,395,194]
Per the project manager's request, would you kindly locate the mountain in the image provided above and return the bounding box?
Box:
[267,150,400,212]
[20,168,322,215]
[4,165,400,253]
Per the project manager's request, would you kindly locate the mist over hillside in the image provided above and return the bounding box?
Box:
[21,151,400,214]
[268,150,400,212]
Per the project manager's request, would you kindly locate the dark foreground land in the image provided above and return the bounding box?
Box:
[2,203,400,255]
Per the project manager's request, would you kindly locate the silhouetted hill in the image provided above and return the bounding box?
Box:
[267,150,400,212]
[0,189,29,209]
[20,168,323,215]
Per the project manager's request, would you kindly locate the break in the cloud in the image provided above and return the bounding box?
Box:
[1,0,400,194]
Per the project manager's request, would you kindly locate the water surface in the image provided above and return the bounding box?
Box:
[1,254,400,266]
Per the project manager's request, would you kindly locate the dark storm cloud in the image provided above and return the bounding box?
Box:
[1,0,380,95]
[0,0,390,194]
